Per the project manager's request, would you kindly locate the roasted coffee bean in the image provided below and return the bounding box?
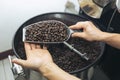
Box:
[24,20,68,42]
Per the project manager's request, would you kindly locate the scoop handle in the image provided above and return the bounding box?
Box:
[63,42,89,60]
[69,29,82,34]
[69,29,75,34]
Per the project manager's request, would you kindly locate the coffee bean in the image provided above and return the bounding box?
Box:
[24,20,68,43]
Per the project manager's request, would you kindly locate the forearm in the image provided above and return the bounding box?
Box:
[39,63,81,80]
[100,32,120,49]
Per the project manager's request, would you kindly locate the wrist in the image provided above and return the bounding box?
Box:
[38,63,81,80]
[99,32,116,42]
[38,62,56,76]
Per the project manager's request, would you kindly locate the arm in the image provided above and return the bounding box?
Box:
[99,32,120,49]
[12,43,80,80]
[39,63,80,80]
[69,21,120,49]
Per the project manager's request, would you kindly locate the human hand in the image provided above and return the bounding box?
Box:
[69,21,104,41]
[12,43,81,80]
[12,43,53,71]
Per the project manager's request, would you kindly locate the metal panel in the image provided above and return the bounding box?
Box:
[2,58,14,80]
[0,60,6,80]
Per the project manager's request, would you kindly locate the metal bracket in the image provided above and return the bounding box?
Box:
[8,55,26,79]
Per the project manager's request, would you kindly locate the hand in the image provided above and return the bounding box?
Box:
[12,43,81,80]
[12,43,53,71]
[69,21,104,41]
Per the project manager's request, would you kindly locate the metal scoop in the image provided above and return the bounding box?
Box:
[23,20,89,60]
[23,20,74,43]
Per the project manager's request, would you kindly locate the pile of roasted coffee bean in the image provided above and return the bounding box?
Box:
[24,20,68,43]
[17,37,102,73]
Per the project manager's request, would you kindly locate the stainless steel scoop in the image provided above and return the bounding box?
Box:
[23,20,74,43]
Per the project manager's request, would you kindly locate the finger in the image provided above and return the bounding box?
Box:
[12,58,27,67]
[30,44,36,50]
[24,42,31,50]
[24,43,31,55]
[36,44,40,49]
[69,22,87,30]
[43,45,47,49]
[71,32,85,38]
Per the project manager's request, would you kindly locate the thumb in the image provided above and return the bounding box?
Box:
[71,32,85,38]
[12,58,27,67]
